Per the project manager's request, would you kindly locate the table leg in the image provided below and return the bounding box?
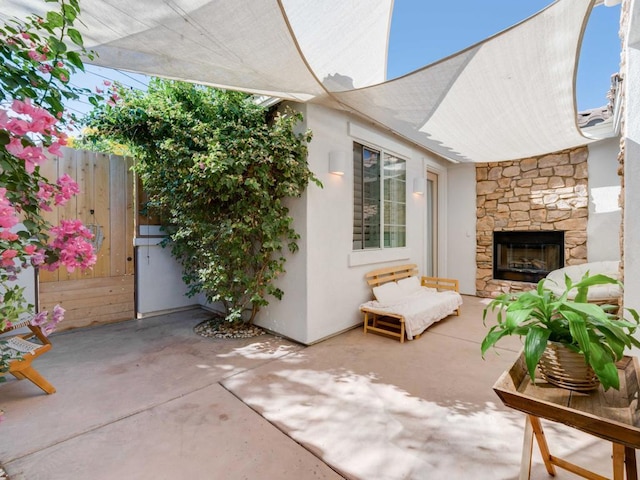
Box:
[519,416,535,480]
[614,444,625,480]
[529,415,557,476]
[625,446,638,480]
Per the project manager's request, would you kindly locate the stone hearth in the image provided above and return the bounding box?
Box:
[476,146,589,297]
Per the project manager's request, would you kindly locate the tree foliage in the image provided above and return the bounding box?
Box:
[83,79,319,324]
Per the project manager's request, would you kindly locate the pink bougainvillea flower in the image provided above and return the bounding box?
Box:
[0,187,19,229]
[42,322,56,336]
[48,219,96,272]
[51,304,65,325]
[0,231,19,241]
[5,118,30,136]
[54,173,80,205]
[0,109,9,129]
[30,249,46,266]
[28,113,57,136]
[24,244,37,255]
[1,249,18,267]
[30,310,48,326]
[103,80,111,86]
[27,50,47,62]
[38,63,53,74]
[37,181,55,210]
[17,146,47,174]
[48,141,64,157]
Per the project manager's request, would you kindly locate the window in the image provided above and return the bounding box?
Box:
[353,142,406,250]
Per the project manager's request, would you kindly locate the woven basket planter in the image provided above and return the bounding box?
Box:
[538,342,600,392]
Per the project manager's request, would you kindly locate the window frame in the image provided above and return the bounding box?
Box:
[352,141,407,251]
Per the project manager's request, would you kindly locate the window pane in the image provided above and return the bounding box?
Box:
[353,143,381,250]
[384,225,406,248]
[383,154,406,248]
[363,147,380,248]
[352,144,364,249]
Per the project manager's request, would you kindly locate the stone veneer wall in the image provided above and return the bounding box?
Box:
[476,146,589,298]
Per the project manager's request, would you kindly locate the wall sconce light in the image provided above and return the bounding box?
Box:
[329,151,347,175]
[413,177,425,195]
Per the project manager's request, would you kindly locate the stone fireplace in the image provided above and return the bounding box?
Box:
[476,147,589,297]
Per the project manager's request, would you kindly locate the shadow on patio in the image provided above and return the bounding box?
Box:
[0,296,620,479]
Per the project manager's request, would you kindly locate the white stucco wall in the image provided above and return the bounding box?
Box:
[135,239,197,317]
[445,164,477,295]
[623,0,640,314]
[255,103,450,344]
[586,138,622,262]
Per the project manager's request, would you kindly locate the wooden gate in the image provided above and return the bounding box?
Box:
[38,148,135,330]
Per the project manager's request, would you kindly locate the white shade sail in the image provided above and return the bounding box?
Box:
[2,0,596,163]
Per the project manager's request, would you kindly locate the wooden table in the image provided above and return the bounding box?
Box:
[493,353,640,480]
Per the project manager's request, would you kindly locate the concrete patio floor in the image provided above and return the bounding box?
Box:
[0,295,627,479]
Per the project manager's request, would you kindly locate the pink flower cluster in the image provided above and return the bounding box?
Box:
[0,188,19,229]
[36,174,80,211]
[45,219,97,272]
[0,99,68,173]
[30,304,65,336]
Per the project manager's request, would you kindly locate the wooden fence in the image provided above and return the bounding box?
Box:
[38,148,135,330]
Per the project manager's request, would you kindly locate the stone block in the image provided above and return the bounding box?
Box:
[554,217,587,231]
[511,211,530,221]
[517,178,533,187]
[488,166,503,180]
[502,165,521,177]
[553,165,575,177]
[574,162,588,179]
[570,147,588,164]
[539,153,568,168]
[477,180,499,195]
[509,202,530,211]
[548,177,565,188]
[520,158,538,171]
[546,209,571,221]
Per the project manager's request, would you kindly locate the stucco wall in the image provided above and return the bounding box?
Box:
[622,0,640,313]
[446,164,477,295]
[135,239,198,317]
[255,103,450,344]
[587,136,622,262]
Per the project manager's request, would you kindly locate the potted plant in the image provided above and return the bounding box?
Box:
[481,273,640,391]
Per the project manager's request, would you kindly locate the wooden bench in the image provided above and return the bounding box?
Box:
[1,319,56,394]
[360,263,461,343]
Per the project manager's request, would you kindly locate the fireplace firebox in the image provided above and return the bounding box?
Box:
[493,231,564,283]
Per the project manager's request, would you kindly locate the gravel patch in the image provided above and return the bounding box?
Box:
[194,316,265,339]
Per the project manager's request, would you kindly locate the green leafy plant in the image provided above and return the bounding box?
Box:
[481,273,640,391]
[81,80,320,325]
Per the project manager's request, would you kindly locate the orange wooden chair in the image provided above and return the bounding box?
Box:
[1,320,56,394]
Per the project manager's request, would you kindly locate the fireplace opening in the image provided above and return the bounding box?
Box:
[493,231,564,283]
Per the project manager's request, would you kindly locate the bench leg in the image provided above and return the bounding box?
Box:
[15,366,56,394]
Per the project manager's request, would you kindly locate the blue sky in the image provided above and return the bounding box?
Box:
[67,1,621,118]
[387,1,621,111]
